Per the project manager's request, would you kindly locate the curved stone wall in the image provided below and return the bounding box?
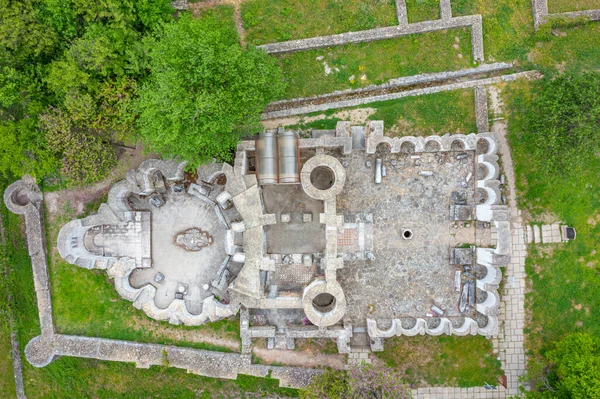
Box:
[57,160,239,327]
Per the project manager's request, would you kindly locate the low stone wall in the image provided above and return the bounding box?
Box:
[259,15,485,62]
[25,333,321,387]
[262,71,539,120]
[532,0,600,28]
[3,177,54,338]
[267,62,513,109]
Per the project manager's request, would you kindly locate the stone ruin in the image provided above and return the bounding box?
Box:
[57,121,510,354]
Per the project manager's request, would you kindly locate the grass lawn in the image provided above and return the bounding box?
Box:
[478,0,534,62]
[0,195,298,398]
[374,335,502,387]
[447,0,533,62]
[406,0,441,23]
[366,89,477,135]
[278,27,473,99]
[241,0,398,45]
[548,0,600,13]
[45,197,241,352]
[277,89,477,135]
[528,22,600,72]
[502,79,600,358]
[22,357,298,399]
[0,224,16,398]
[451,0,477,16]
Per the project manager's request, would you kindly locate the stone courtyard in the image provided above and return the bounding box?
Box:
[337,149,482,324]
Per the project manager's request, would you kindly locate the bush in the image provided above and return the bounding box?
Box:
[301,362,411,399]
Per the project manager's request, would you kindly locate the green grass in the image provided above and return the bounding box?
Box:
[502,79,600,357]
[548,0,600,13]
[477,0,534,62]
[404,0,532,62]
[241,0,397,45]
[528,22,600,72]
[406,0,441,23]
[278,27,474,99]
[451,0,477,16]
[366,89,477,135]
[275,89,476,135]
[375,335,502,387]
[45,199,241,351]
[0,218,17,398]
[22,357,298,399]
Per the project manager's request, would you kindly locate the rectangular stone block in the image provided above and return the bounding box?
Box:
[533,225,541,243]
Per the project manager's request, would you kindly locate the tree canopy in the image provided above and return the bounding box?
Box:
[135,10,284,168]
[519,333,600,399]
[0,2,283,186]
[0,0,173,185]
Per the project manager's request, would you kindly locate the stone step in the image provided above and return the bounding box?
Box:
[349,331,369,348]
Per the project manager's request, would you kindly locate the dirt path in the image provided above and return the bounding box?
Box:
[132,316,242,351]
[252,347,346,370]
[488,86,518,213]
[262,108,377,129]
[189,0,247,45]
[44,145,153,219]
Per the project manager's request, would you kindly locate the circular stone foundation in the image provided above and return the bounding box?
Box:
[302,280,346,327]
[300,155,346,200]
[12,189,31,206]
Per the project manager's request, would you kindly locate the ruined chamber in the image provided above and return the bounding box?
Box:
[57,121,510,354]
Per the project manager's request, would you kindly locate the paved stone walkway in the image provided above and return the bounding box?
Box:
[525,223,563,244]
[489,87,528,396]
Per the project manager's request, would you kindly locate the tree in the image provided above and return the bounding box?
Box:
[516,333,600,399]
[524,72,600,174]
[548,333,600,399]
[301,362,412,399]
[135,11,285,168]
[0,66,57,180]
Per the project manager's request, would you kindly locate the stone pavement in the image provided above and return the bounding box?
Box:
[525,223,563,244]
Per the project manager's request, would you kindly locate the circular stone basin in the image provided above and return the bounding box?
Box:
[312,292,336,313]
[12,189,30,206]
[310,166,335,190]
[402,229,413,240]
